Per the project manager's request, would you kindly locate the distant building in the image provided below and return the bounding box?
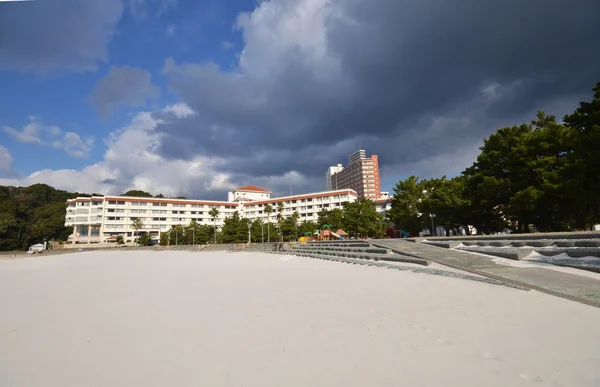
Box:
[325,164,344,190]
[327,150,381,200]
[227,185,272,202]
[375,197,393,215]
[64,186,358,244]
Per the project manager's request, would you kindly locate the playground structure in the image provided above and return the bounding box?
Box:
[300,226,349,241]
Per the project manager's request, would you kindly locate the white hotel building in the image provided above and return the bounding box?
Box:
[65,185,359,244]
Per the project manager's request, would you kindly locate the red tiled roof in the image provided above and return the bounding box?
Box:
[233,185,271,193]
[241,189,358,207]
[375,197,395,204]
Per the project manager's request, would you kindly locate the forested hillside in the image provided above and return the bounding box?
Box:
[0,184,89,251]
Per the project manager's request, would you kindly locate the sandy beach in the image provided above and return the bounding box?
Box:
[1,251,599,387]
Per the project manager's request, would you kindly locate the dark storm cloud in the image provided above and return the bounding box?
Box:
[154,0,600,188]
[0,0,123,72]
[90,66,160,116]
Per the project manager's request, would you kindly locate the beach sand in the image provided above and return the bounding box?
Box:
[1,251,599,387]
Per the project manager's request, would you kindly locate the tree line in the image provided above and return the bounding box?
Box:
[154,198,387,245]
[0,187,189,251]
[387,82,600,235]
[1,82,597,249]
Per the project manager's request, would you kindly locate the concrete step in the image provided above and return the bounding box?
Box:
[295,246,390,254]
[295,251,430,266]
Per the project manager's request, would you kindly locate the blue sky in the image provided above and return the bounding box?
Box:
[1,0,250,174]
[1,0,599,199]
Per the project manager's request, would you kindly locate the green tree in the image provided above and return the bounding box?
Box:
[317,208,345,231]
[291,211,300,241]
[521,112,575,231]
[387,176,428,235]
[123,190,153,197]
[462,124,534,233]
[220,211,250,243]
[420,176,472,236]
[563,82,600,229]
[264,204,273,242]
[116,235,125,245]
[159,232,169,246]
[298,220,318,236]
[131,218,143,244]
[276,202,285,241]
[250,219,264,243]
[0,183,81,250]
[342,199,385,238]
[209,207,220,244]
[185,219,199,244]
[168,225,184,245]
[135,233,154,246]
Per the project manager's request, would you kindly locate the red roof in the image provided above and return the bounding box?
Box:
[233,185,271,193]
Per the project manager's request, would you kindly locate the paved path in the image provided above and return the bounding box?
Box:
[371,239,600,308]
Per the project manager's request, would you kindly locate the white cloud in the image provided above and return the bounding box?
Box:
[0,146,12,171]
[222,40,233,50]
[3,117,43,144]
[0,102,318,198]
[52,132,95,158]
[166,25,176,36]
[2,116,93,158]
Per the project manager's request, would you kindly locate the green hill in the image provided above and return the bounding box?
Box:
[0,184,89,251]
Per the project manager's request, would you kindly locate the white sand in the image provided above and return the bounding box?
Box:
[1,251,600,387]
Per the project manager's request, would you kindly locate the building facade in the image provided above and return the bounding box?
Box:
[65,187,358,244]
[327,150,381,200]
[325,164,344,190]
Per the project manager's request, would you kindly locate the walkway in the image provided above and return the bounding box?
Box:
[371,239,600,308]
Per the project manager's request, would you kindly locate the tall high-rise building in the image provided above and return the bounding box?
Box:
[327,150,381,199]
[325,164,344,190]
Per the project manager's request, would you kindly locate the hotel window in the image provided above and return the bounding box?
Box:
[117,201,125,205]
[108,201,117,205]
[76,209,89,214]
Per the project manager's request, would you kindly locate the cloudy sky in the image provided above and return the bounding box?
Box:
[1,0,599,200]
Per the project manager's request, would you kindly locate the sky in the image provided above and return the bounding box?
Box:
[1,0,599,200]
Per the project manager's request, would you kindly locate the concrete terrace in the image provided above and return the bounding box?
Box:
[372,238,600,308]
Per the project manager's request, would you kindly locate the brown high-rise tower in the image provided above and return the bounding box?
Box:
[327,150,381,200]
